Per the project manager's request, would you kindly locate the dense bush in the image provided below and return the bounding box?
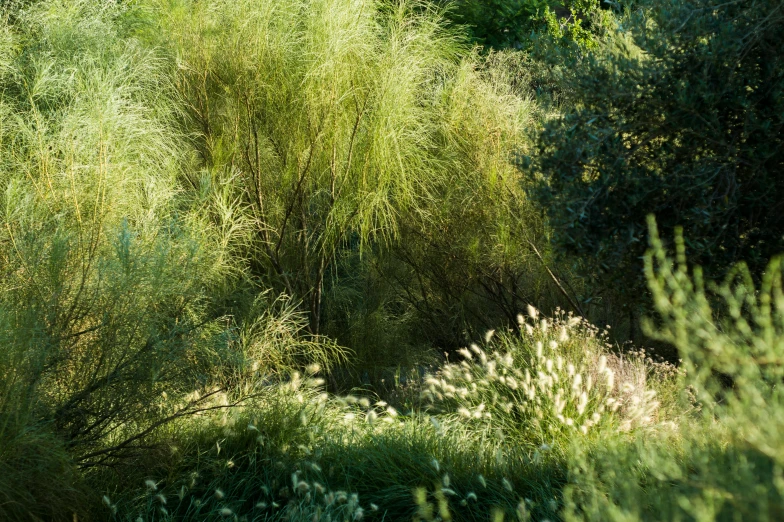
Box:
[366,50,563,354]
[0,2,341,514]
[0,0,232,465]
[529,0,784,310]
[165,0,563,366]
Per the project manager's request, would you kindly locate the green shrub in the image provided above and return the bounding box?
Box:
[0,0,342,479]
[529,0,784,310]
[165,0,470,337]
[561,218,784,521]
[362,49,561,354]
[164,0,563,369]
[9,2,773,521]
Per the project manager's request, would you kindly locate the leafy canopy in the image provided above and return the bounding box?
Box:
[528,0,784,303]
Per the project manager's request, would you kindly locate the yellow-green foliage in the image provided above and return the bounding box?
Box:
[0,0,341,501]
[378,49,557,355]
[0,0,238,462]
[161,0,550,356]
[162,0,467,332]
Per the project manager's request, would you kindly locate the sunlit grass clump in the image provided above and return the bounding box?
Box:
[424,308,674,453]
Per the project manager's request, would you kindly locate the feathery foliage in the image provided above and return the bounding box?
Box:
[164,0,558,367]
[0,0,342,495]
[562,218,784,521]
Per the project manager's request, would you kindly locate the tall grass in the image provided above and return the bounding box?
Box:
[106,311,676,521]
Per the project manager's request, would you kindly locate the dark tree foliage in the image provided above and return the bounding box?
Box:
[445,0,552,48]
[529,0,784,304]
[440,0,607,50]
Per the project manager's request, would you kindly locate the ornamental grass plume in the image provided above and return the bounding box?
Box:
[423,307,673,450]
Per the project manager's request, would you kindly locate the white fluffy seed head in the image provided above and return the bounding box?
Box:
[559,327,569,342]
[578,392,588,415]
[598,355,607,374]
